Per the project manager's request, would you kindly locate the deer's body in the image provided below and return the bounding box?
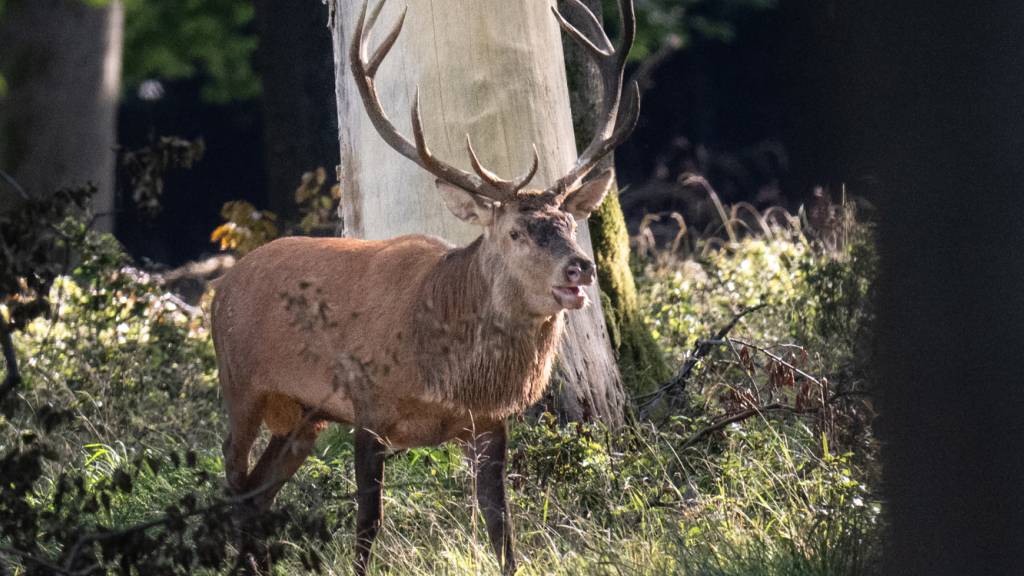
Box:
[216,0,639,573]
[213,234,560,450]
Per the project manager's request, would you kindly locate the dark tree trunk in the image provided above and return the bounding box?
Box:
[560,0,670,399]
[254,0,339,222]
[842,2,1024,574]
[0,316,20,398]
[0,0,123,231]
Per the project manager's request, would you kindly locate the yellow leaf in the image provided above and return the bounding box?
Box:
[210,222,234,243]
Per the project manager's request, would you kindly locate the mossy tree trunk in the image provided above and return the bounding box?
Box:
[560,0,671,398]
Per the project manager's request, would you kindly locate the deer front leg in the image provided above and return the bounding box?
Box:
[464,422,516,575]
[354,428,386,576]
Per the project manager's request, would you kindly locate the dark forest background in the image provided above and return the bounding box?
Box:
[5,0,1024,573]
[109,0,855,266]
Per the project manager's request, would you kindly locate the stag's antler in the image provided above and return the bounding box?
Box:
[546,0,640,201]
[350,0,539,203]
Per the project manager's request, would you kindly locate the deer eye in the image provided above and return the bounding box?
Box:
[510,230,521,241]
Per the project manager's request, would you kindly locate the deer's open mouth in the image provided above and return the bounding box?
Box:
[552,286,588,310]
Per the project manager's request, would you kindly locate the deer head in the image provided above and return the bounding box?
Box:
[350,0,639,317]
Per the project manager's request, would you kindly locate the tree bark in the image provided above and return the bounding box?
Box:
[561,0,670,398]
[841,2,1024,574]
[329,0,625,426]
[0,0,123,231]
[254,0,339,222]
[0,315,20,398]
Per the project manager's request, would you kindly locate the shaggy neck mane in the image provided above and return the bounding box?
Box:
[412,237,563,418]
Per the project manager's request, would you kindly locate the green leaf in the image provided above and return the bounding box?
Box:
[122,0,259,103]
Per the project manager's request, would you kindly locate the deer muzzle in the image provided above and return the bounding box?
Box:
[552,256,595,310]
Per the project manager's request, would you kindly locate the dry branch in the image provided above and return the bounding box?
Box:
[677,402,818,451]
[635,303,767,418]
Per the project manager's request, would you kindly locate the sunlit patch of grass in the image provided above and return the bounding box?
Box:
[261,413,879,575]
[5,195,880,574]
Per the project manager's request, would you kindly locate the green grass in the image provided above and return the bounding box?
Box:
[2,199,880,574]
[77,414,876,575]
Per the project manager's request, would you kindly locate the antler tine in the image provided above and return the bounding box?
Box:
[515,144,541,191]
[350,0,421,167]
[550,1,613,59]
[546,0,639,200]
[409,90,494,198]
[466,136,540,197]
[555,81,640,200]
[350,0,490,197]
[619,0,637,67]
[365,6,406,77]
[364,0,387,45]
[351,0,536,203]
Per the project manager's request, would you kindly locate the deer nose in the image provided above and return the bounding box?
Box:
[565,257,595,286]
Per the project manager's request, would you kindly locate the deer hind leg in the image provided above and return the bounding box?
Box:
[232,397,324,576]
[222,393,264,494]
[244,396,325,511]
[463,422,516,575]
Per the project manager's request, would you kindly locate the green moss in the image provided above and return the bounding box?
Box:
[589,189,672,396]
[563,14,670,397]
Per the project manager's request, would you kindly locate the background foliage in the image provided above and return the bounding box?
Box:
[121,0,259,103]
[609,0,775,59]
[0,0,884,573]
[1,186,879,573]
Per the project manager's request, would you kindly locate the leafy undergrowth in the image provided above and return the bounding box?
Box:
[1,196,880,574]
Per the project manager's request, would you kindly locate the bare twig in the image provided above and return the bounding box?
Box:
[0,169,29,201]
[678,402,818,451]
[635,303,768,418]
[682,174,736,244]
[627,34,683,94]
[725,337,760,398]
[726,337,822,386]
[676,382,865,454]
[57,475,278,573]
[0,545,83,576]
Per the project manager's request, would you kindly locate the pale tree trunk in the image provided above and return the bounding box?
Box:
[0,0,123,231]
[561,0,671,399]
[328,0,625,426]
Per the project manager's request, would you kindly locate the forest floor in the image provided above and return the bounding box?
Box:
[2,195,880,575]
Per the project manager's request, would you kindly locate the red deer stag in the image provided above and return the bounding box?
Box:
[211,0,637,573]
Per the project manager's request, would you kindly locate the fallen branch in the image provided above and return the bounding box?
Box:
[0,448,298,576]
[635,303,768,417]
[677,402,817,451]
[0,545,75,576]
[676,385,870,453]
[0,169,29,201]
[627,33,683,94]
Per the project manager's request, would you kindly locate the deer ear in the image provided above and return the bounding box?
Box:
[436,180,495,226]
[562,170,615,219]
